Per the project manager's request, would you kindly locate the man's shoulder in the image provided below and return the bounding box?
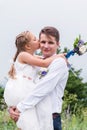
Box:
[51,57,66,65]
[48,57,68,70]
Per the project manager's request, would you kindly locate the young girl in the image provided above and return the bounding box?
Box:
[4,31,64,130]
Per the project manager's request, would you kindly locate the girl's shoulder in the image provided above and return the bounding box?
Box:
[18,51,31,57]
[17,52,31,64]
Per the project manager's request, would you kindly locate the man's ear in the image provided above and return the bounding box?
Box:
[57,42,60,46]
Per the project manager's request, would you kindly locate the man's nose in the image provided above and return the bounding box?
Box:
[44,42,49,48]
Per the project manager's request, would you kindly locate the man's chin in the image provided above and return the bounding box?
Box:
[43,54,52,58]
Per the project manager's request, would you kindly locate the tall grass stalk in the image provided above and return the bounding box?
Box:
[62,114,87,130]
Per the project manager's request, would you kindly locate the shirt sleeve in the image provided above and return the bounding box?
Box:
[17,58,68,112]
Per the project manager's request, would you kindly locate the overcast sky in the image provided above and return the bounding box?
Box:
[0,0,87,82]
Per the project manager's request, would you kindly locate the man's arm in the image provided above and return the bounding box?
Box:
[17,58,68,112]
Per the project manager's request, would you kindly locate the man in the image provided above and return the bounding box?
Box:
[9,26,69,130]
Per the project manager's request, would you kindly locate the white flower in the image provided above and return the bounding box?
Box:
[79,45,87,54]
[38,67,49,79]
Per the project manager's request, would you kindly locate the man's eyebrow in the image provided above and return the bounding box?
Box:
[40,40,46,42]
[48,41,55,44]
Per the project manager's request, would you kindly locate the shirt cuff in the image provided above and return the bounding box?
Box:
[17,103,25,113]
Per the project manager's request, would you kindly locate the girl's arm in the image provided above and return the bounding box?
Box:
[34,55,43,59]
[18,52,65,67]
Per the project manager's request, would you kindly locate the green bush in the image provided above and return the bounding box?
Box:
[0,87,7,110]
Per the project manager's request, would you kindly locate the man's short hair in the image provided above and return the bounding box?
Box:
[39,26,60,42]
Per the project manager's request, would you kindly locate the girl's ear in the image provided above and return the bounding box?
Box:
[25,44,31,50]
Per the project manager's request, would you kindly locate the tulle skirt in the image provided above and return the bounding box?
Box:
[4,76,53,130]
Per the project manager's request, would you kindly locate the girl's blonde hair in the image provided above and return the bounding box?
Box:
[8,31,31,78]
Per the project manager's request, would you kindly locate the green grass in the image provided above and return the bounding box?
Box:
[0,109,87,130]
[0,110,17,130]
[62,114,87,130]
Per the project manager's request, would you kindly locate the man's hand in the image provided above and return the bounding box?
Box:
[8,106,20,122]
[56,53,68,64]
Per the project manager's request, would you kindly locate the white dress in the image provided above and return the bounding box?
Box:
[4,59,53,130]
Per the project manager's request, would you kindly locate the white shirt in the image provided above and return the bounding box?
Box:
[17,57,69,113]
